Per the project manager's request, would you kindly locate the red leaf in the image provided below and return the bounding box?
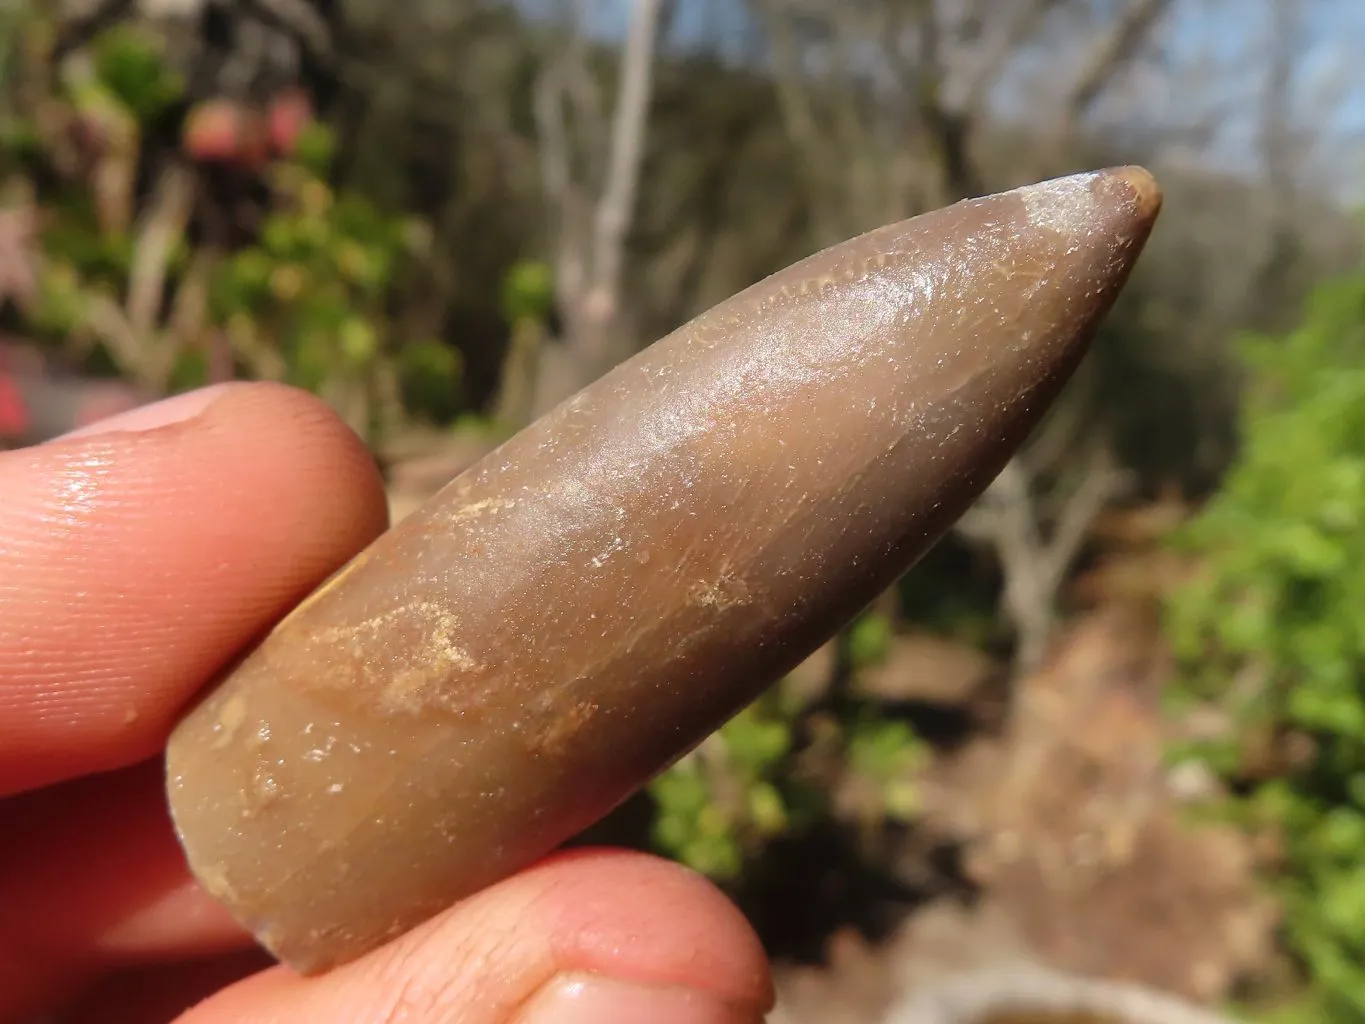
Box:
[0,371,30,436]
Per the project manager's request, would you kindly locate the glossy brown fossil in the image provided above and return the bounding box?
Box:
[165,167,1162,973]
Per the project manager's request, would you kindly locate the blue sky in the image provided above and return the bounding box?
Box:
[1154,1,1365,190]
[518,0,1365,199]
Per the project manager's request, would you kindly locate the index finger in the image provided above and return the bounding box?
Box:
[0,382,389,795]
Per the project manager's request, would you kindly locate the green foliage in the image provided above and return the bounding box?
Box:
[499,258,554,325]
[846,610,893,668]
[23,31,167,366]
[649,695,803,881]
[90,25,183,121]
[209,158,435,400]
[6,15,464,434]
[40,189,157,283]
[291,121,337,179]
[649,669,930,882]
[397,340,464,423]
[1166,258,1365,1019]
[30,260,87,336]
[846,712,927,822]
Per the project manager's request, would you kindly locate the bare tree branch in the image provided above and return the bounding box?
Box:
[590,0,662,314]
[53,0,135,62]
[913,0,980,202]
[244,0,335,61]
[520,0,667,417]
[957,440,1131,671]
[759,0,847,244]
[1060,0,1174,134]
[563,0,608,184]
[126,162,195,339]
[883,964,1242,1024]
[1249,0,1302,324]
[953,0,1061,117]
[533,62,586,304]
[1042,443,1132,591]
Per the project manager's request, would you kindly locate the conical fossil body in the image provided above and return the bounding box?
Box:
[166,167,1162,973]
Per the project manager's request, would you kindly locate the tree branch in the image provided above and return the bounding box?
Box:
[954,0,1061,117]
[759,0,846,244]
[956,438,1130,671]
[126,162,195,340]
[1061,0,1174,133]
[590,0,662,306]
[884,964,1242,1024]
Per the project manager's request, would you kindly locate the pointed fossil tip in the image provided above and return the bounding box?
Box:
[1000,166,1162,245]
[1105,164,1163,221]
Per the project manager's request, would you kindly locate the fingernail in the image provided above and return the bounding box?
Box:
[56,383,240,440]
[515,973,762,1024]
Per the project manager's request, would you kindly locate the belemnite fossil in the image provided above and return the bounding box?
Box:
[166,167,1162,973]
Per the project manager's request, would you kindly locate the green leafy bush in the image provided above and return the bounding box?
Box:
[846,609,893,668]
[210,160,422,374]
[845,712,926,823]
[648,659,930,882]
[500,258,554,326]
[90,24,183,122]
[14,14,458,433]
[649,696,802,881]
[1166,257,1365,1019]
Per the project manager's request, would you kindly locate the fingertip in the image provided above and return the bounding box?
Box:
[0,762,256,1019]
[46,380,389,542]
[0,381,390,792]
[53,383,242,441]
[180,850,773,1024]
[526,848,773,1005]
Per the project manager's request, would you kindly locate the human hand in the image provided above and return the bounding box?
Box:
[0,382,773,1023]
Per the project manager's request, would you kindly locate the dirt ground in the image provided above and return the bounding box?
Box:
[765,605,1276,1023]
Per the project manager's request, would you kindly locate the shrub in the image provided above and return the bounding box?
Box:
[1166,254,1365,1020]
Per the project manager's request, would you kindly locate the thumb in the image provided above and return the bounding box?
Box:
[176,849,773,1024]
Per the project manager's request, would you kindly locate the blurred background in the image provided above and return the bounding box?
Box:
[6,1,1365,1021]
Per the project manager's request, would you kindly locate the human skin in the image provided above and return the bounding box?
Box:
[0,382,772,1024]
